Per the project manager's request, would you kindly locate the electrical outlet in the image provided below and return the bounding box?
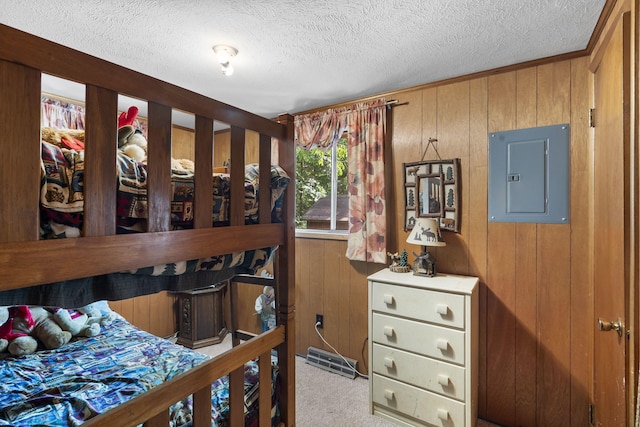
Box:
[315,314,324,329]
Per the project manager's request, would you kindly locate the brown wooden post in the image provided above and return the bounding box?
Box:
[275,113,296,426]
[84,85,118,237]
[194,115,214,229]
[0,61,40,243]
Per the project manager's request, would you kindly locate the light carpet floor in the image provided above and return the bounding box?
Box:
[195,334,500,426]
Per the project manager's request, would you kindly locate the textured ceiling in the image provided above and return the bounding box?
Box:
[4,1,606,122]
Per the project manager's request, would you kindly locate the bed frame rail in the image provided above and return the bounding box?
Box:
[82,326,285,427]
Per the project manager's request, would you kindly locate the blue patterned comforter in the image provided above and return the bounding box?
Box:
[0,316,279,426]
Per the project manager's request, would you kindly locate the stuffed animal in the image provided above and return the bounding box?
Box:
[255,286,276,332]
[0,306,37,355]
[52,308,101,338]
[78,301,117,326]
[117,106,148,163]
[116,106,195,174]
[0,306,72,356]
[171,157,195,174]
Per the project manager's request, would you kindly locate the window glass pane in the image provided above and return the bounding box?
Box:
[296,137,348,230]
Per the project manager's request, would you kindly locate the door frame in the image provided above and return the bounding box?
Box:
[589,2,636,425]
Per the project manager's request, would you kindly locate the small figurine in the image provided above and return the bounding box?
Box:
[388,250,411,273]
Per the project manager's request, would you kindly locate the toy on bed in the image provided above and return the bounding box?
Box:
[117,105,194,173]
[52,300,120,338]
[117,106,148,163]
[53,307,101,338]
[0,306,72,356]
[81,300,118,325]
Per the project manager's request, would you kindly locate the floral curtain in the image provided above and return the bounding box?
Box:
[294,107,349,150]
[294,98,387,263]
[345,99,387,263]
[41,96,85,130]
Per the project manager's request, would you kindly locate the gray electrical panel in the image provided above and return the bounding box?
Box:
[488,124,570,223]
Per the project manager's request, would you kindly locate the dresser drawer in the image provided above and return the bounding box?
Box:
[371,281,466,328]
[372,374,465,426]
[372,313,465,365]
[372,343,466,401]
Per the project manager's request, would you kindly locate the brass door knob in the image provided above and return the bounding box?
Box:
[598,318,623,337]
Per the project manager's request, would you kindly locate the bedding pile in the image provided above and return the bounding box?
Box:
[0,306,280,426]
[38,129,290,238]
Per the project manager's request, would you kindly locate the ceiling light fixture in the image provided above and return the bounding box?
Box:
[212,45,238,76]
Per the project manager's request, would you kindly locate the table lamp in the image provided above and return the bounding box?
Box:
[406,217,446,277]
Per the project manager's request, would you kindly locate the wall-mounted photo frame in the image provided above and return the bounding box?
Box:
[403,158,460,233]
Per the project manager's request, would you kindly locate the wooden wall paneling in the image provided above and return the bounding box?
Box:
[435,81,470,275]
[172,126,195,160]
[322,239,346,358]
[110,292,176,337]
[348,261,371,371]
[417,87,441,264]
[335,241,356,364]
[108,300,123,319]
[391,90,423,246]
[486,71,517,425]
[538,62,572,126]
[513,223,538,427]
[245,130,260,164]
[210,128,258,169]
[307,240,326,350]
[160,292,178,337]
[295,238,311,355]
[513,67,539,425]
[535,61,573,426]
[291,55,598,425]
[132,294,151,334]
[214,129,230,167]
[537,225,572,425]
[116,298,135,324]
[567,56,594,427]
[468,76,489,415]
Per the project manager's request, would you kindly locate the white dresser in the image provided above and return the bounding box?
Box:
[368,268,478,427]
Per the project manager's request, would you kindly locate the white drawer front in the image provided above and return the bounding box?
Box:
[372,374,465,426]
[371,281,465,328]
[372,313,465,365]
[372,343,466,401]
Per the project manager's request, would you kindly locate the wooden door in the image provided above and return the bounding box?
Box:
[592,11,631,427]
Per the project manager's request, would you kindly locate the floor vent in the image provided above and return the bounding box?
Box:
[305,346,358,379]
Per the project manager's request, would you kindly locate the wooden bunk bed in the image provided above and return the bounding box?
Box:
[0,23,296,427]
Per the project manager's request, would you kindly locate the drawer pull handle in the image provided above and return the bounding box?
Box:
[383,294,394,305]
[383,326,395,337]
[437,408,449,420]
[383,357,395,369]
[384,389,395,400]
[437,374,450,386]
[436,338,449,351]
[436,303,449,315]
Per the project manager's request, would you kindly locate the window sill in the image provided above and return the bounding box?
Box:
[295,230,348,241]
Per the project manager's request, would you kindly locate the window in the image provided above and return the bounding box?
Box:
[295,137,348,231]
